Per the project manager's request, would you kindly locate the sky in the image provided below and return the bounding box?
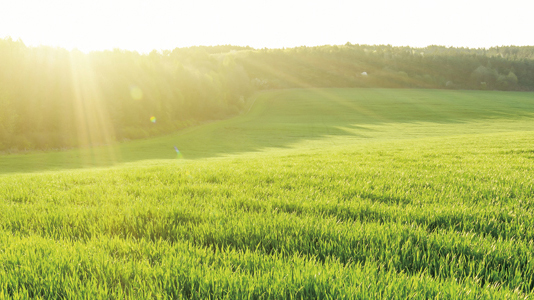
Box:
[1,0,533,53]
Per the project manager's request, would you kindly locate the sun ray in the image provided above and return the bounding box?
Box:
[68,51,119,166]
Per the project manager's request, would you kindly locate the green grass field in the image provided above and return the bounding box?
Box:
[1,88,534,299]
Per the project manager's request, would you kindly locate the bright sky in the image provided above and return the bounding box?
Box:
[1,0,532,53]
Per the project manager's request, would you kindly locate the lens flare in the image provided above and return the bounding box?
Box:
[150,116,156,123]
[174,145,183,159]
[130,86,143,100]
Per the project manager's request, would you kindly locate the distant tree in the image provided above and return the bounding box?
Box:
[507,71,518,86]
[496,71,519,90]
[0,89,17,146]
[497,74,509,90]
[471,66,498,88]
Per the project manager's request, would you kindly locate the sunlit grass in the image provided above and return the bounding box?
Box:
[1,88,534,174]
[1,88,534,298]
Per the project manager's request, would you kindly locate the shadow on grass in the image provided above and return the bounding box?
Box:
[1,88,533,175]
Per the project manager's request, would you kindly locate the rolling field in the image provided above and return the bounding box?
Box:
[1,88,534,299]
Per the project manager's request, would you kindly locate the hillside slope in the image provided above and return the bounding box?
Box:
[1,88,533,175]
[2,89,534,298]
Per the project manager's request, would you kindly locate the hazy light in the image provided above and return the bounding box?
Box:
[0,0,532,53]
[130,86,143,100]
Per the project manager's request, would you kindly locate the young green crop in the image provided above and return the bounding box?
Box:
[1,88,534,298]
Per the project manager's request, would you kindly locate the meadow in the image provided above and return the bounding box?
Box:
[1,88,534,299]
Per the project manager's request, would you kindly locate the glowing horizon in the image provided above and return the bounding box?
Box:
[1,0,533,53]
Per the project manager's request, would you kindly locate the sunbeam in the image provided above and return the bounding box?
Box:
[68,52,119,166]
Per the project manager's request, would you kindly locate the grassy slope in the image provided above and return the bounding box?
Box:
[1,88,534,298]
[2,88,534,175]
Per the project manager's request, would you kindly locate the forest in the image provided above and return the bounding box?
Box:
[238,44,534,90]
[1,37,533,151]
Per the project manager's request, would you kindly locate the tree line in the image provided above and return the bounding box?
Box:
[0,38,252,151]
[1,38,533,151]
[236,44,534,91]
